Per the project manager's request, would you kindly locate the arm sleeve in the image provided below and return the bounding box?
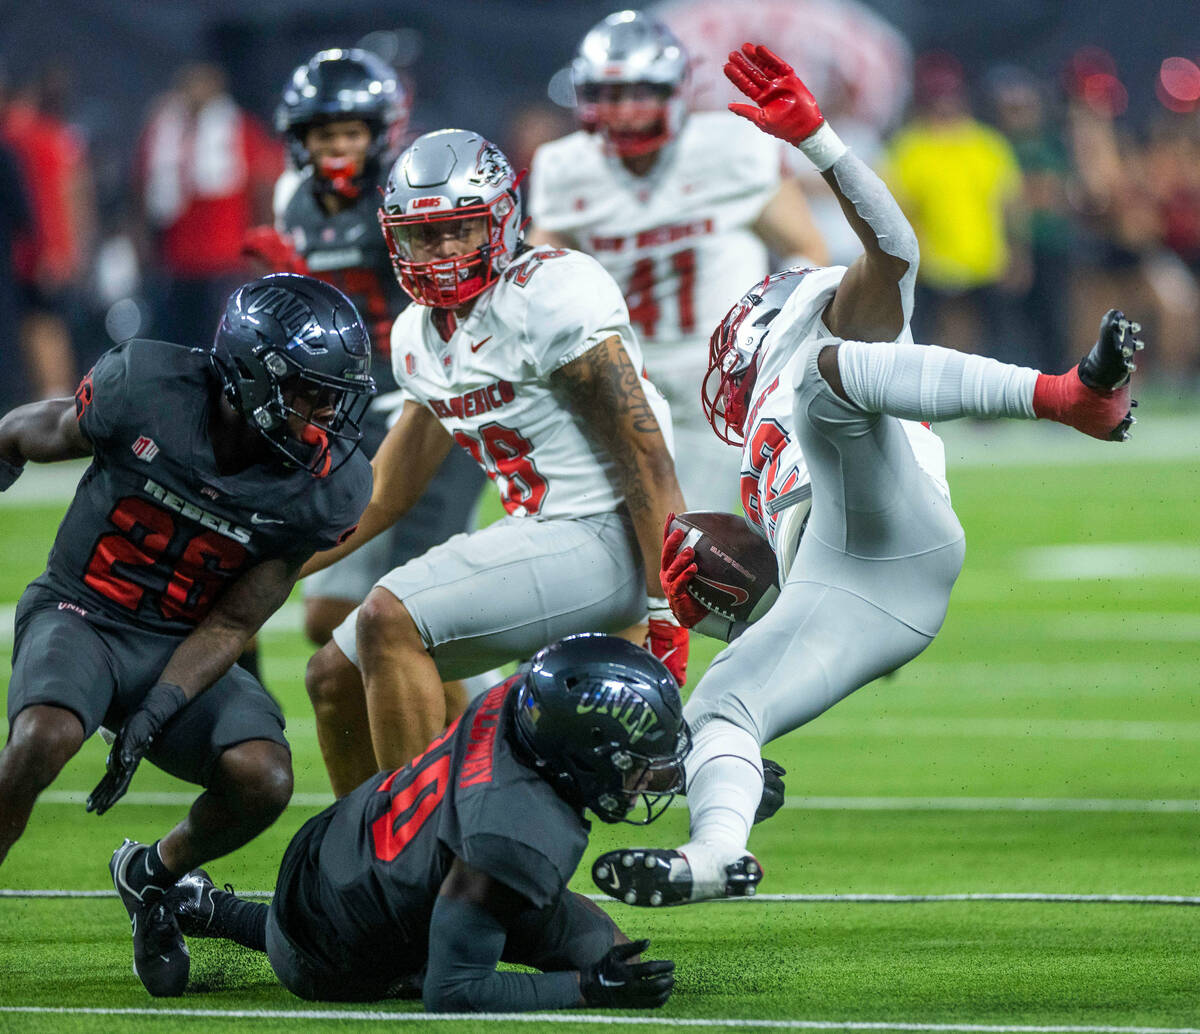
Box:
[520,251,632,377]
[422,894,581,1014]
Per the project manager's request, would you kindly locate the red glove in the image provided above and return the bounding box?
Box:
[646,598,689,687]
[724,44,825,147]
[659,516,709,629]
[242,226,310,275]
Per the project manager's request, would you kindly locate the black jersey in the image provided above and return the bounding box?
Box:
[274,676,589,981]
[32,339,372,636]
[281,172,407,392]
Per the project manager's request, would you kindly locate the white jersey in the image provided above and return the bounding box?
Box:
[389,245,672,520]
[529,112,782,377]
[740,265,950,565]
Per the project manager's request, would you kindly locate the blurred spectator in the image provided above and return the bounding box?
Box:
[1,64,96,400]
[0,136,33,410]
[135,62,282,347]
[988,66,1076,372]
[1068,93,1200,388]
[882,52,1029,361]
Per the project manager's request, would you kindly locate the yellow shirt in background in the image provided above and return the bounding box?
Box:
[882,119,1022,290]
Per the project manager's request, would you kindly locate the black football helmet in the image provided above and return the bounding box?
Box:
[210,274,376,477]
[276,48,408,199]
[511,633,690,825]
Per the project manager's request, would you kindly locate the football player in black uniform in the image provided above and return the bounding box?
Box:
[162,634,681,1012]
[0,274,374,998]
[247,48,486,655]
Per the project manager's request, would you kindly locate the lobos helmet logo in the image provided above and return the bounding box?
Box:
[470,142,508,187]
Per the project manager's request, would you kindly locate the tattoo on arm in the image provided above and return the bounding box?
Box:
[553,339,662,515]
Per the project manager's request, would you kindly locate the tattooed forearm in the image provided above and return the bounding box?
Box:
[553,337,670,515]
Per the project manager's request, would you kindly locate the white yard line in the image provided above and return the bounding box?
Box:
[30,791,1200,812]
[3,890,1198,906]
[0,1006,1196,1033]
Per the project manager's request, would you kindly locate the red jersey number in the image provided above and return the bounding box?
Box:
[455,423,548,515]
[84,497,248,621]
[370,720,460,861]
[626,247,697,341]
[740,418,798,534]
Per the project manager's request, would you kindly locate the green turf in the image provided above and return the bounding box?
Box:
[2,428,1198,1032]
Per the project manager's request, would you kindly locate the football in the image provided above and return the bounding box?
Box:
[668,510,780,625]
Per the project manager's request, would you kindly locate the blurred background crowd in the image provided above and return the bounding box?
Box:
[1,0,1197,411]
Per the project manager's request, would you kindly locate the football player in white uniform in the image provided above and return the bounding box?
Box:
[301,129,688,794]
[593,44,1144,906]
[527,10,827,511]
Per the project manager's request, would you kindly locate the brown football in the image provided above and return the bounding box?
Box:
[668,510,780,624]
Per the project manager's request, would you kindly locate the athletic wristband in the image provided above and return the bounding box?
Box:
[796,121,847,172]
[140,681,189,729]
[647,597,680,625]
[0,455,25,492]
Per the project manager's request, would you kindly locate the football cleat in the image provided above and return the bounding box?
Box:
[1079,309,1142,392]
[110,839,190,997]
[592,847,762,907]
[162,869,223,939]
[1033,309,1144,442]
[754,758,787,825]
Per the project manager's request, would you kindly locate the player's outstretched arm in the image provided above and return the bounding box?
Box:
[551,336,690,682]
[424,858,673,1013]
[88,556,302,814]
[0,398,91,490]
[424,858,583,1012]
[725,43,917,342]
[299,401,453,578]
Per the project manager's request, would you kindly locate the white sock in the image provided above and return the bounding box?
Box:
[682,719,762,854]
[836,339,1039,422]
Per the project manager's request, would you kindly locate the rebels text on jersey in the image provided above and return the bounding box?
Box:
[280,170,408,390]
[390,246,673,519]
[33,340,372,636]
[741,266,950,568]
[529,112,782,351]
[272,675,588,981]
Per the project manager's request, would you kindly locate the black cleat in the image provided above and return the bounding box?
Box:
[592,847,762,907]
[162,869,222,938]
[110,839,190,997]
[1078,309,1143,392]
[754,758,787,825]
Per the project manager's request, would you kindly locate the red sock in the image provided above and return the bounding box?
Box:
[1032,366,1128,440]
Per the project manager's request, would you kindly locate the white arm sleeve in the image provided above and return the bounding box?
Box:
[826,148,920,328]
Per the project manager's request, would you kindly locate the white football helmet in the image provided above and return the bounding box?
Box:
[378,129,524,308]
[701,268,815,445]
[571,10,689,158]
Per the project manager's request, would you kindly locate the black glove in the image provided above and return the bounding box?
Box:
[0,455,24,492]
[87,681,188,815]
[579,939,675,1009]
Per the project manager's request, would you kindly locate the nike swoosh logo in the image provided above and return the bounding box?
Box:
[470,336,492,353]
[250,513,285,525]
[694,575,750,607]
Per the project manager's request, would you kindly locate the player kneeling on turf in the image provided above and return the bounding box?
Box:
[162,634,681,1011]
